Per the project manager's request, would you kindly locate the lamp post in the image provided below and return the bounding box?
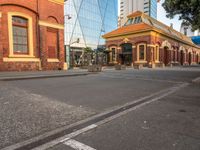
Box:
[64,14,72,70]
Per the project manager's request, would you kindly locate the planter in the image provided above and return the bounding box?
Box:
[115,64,126,70]
[88,65,102,72]
[134,64,143,69]
[157,63,165,68]
[148,63,156,68]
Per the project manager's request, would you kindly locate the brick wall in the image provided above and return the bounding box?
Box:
[0,0,64,71]
[105,33,200,66]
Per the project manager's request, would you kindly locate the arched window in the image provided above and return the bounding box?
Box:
[139,45,145,60]
[112,48,116,61]
[155,45,159,61]
[12,16,29,54]
[137,44,146,61]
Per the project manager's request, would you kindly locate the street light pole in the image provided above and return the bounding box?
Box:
[64,11,80,69]
[65,38,80,69]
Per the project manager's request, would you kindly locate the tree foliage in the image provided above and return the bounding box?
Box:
[162,0,200,31]
[83,47,93,53]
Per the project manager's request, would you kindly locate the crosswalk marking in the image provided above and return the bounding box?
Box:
[64,139,96,150]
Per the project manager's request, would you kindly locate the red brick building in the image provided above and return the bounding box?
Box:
[103,11,200,67]
[0,0,65,71]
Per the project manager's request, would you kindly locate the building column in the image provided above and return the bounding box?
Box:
[65,45,70,69]
[184,52,187,65]
[0,12,3,65]
[58,29,65,70]
[159,47,164,64]
[117,47,121,64]
[132,45,136,66]
[39,26,48,70]
[149,47,156,68]
[109,49,112,64]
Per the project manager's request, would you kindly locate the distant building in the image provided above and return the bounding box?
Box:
[119,0,159,27]
[180,22,195,37]
[0,0,65,71]
[180,22,200,47]
[64,0,118,67]
[103,11,200,67]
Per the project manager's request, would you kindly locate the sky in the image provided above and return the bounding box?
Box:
[157,0,182,32]
[118,0,182,32]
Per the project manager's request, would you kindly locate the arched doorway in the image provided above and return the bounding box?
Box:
[188,52,192,65]
[120,43,132,65]
[197,54,199,64]
[164,46,169,65]
[180,50,184,65]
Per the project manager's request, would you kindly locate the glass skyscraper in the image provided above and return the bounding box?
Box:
[120,0,159,27]
[64,0,118,67]
[149,0,157,19]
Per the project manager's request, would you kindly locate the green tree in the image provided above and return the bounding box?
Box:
[162,0,200,31]
[83,47,93,53]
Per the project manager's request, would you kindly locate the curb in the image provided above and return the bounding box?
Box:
[0,73,96,81]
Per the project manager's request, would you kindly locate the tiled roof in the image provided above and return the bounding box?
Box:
[103,11,199,48]
[102,23,152,38]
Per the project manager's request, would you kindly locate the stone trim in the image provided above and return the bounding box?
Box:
[8,12,34,58]
[134,61,148,63]
[39,20,64,29]
[48,0,64,5]
[137,43,147,61]
[147,44,156,48]
[47,58,60,62]
[3,57,40,62]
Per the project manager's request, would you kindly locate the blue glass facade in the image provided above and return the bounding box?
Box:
[64,0,118,49]
[149,0,157,19]
[192,36,200,46]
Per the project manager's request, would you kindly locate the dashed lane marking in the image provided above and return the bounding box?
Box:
[60,124,98,143]
[64,139,96,150]
[32,124,97,150]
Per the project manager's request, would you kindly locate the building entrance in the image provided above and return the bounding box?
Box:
[164,47,169,65]
[180,50,184,65]
[120,43,132,65]
[189,52,192,65]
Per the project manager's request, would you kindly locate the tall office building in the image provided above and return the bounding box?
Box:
[120,0,159,27]
[64,0,118,67]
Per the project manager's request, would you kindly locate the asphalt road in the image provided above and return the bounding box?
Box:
[0,67,200,149]
[56,84,200,150]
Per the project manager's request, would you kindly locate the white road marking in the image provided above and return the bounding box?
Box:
[64,139,96,150]
[32,124,97,150]
[30,83,188,150]
[60,124,97,142]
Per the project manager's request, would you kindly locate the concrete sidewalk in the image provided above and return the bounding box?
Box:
[0,69,93,81]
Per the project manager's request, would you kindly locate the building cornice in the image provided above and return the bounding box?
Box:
[39,20,64,29]
[48,0,64,5]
